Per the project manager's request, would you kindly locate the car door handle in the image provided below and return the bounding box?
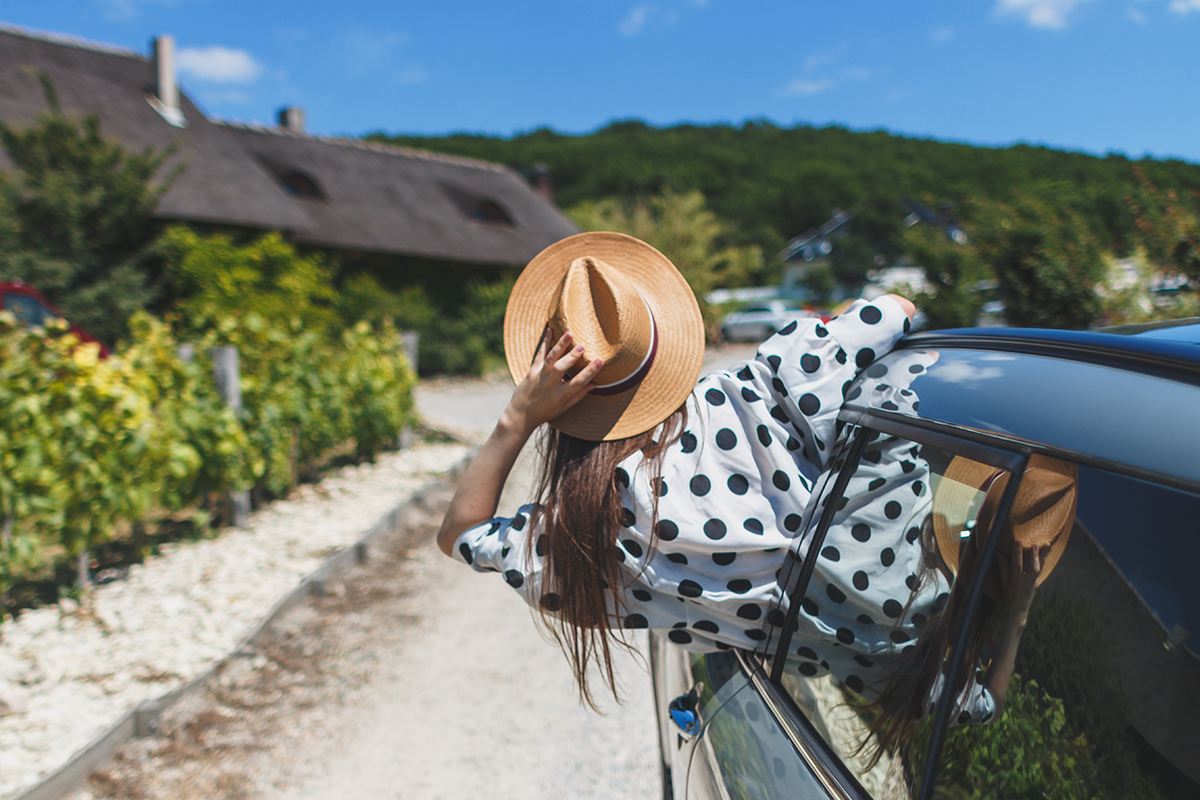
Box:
[668,682,705,738]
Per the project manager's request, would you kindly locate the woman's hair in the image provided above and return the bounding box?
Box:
[860,514,1000,769]
[528,405,687,709]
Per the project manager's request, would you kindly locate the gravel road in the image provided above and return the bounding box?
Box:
[75,343,759,800]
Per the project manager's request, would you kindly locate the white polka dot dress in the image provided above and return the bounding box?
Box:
[453,297,992,718]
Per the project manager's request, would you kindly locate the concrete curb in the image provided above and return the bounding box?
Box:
[12,448,476,800]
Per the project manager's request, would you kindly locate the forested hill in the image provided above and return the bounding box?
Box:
[369,120,1200,261]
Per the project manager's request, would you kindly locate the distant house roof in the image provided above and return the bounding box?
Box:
[0,25,577,266]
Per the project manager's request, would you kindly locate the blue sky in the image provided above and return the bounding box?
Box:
[1,1,1198,162]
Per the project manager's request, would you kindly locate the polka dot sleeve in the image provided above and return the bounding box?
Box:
[756,297,909,468]
[925,668,998,727]
[451,504,542,590]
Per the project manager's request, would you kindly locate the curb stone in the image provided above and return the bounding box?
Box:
[11,448,476,800]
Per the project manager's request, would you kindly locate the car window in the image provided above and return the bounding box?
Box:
[3,293,56,327]
[771,427,1016,799]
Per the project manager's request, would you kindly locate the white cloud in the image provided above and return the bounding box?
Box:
[620,4,653,36]
[394,67,429,85]
[930,26,956,42]
[177,46,263,84]
[843,67,871,80]
[1128,7,1148,23]
[1170,0,1200,13]
[994,0,1100,29]
[340,30,411,77]
[803,45,847,73]
[784,78,836,96]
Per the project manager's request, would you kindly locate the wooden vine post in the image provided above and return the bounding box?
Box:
[212,346,250,527]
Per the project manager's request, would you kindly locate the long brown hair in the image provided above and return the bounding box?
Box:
[528,405,687,709]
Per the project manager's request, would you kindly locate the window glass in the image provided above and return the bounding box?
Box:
[3,293,55,327]
[775,428,1016,799]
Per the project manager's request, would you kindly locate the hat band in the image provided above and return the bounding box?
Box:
[588,297,659,397]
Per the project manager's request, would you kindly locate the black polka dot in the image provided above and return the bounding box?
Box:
[668,629,693,645]
[623,614,648,629]
[767,608,787,627]
[796,646,819,661]
[727,579,752,594]
[857,614,875,625]
[890,630,911,644]
[856,348,876,369]
[906,575,919,591]
[678,580,703,598]
[487,520,501,535]
[620,507,636,527]
[512,514,526,531]
[652,477,668,497]
[846,385,863,402]
[884,501,903,519]
[680,432,697,453]
[912,481,924,496]
[912,613,928,627]
[798,662,819,676]
[504,569,524,588]
[881,401,899,411]
[655,519,679,541]
[854,655,875,669]
[801,598,820,617]
[726,473,750,495]
[836,627,855,644]
[614,468,629,489]
[534,535,548,557]
[736,603,760,619]
[784,514,802,532]
[459,543,474,564]
[851,523,872,542]
[771,377,787,395]
[853,571,869,591]
[694,620,720,634]
[867,477,886,492]
[862,449,882,464]
[827,584,847,603]
[770,405,790,424]
[737,365,753,381]
[756,425,772,446]
[690,475,711,496]
[716,428,738,450]
[501,545,511,558]
[666,552,688,564]
[901,460,916,473]
[705,388,727,407]
[772,471,790,491]
[836,348,848,365]
[866,363,888,378]
[540,593,561,611]
[622,539,643,558]
[798,393,820,416]
[786,436,800,451]
[767,355,782,372]
[821,546,840,561]
[880,548,895,567]
[740,387,760,402]
[743,518,764,535]
[712,552,737,566]
[905,526,920,544]
[883,599,904,618]
[632,588,652,602]
[860,305,883,324]
[779,320,798,335]
[958,710,971,725]
[703,519,727,539]
[801,353,821,373]
[845,674,865,693]
[746,629,768,642]
[815,324,828,337]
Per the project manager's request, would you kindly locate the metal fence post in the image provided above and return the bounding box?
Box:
[212,346,250,527]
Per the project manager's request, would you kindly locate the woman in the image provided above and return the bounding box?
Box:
[437,233,1055,730]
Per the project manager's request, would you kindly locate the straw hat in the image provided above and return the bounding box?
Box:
[932,454,1078,593]
[504,232,705,441]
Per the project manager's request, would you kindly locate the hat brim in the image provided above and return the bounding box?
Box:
[504,232,705,441]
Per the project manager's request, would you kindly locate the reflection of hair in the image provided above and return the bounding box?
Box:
[860,515,1000,769]
[528,406,687,709]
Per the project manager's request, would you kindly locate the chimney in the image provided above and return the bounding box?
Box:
[530,163,553,204]
[150,35,186,127]
[277,106,305,133]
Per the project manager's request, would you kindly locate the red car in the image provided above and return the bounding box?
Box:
[0,281,111,357]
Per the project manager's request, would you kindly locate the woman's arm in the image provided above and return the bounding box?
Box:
[982,542,1049,716]
[436,330,604,556]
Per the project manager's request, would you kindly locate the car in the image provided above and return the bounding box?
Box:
[652,318,1200,800]
[0,281,110,356]
[720,301,817,342]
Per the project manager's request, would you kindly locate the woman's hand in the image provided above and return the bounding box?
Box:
[1004,542,1049,619]
[502,329,605,436]
[882,294,917,321]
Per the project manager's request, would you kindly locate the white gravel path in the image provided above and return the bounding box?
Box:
[0,442,468,799]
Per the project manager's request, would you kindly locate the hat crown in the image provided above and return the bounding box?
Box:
[548,256,654,386]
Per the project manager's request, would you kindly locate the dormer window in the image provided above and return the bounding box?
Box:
[472,199,513,226]
[281,170,324,200]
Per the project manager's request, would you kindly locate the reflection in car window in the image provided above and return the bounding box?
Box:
[3,294,55,327]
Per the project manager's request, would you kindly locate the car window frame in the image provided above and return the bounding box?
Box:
[763,409,1031,800]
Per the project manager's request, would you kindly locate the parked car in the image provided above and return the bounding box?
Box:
[720,301,817,342]
[653,318,1200,800]
[0,281,110,356]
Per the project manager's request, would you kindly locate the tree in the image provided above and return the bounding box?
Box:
[0,72,177,344]
[900,223,990,329]
[568,190,763,339]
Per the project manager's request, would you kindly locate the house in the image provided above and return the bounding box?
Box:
[0,25,578,304]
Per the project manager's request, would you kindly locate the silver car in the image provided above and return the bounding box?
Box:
[720,301,814,342]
